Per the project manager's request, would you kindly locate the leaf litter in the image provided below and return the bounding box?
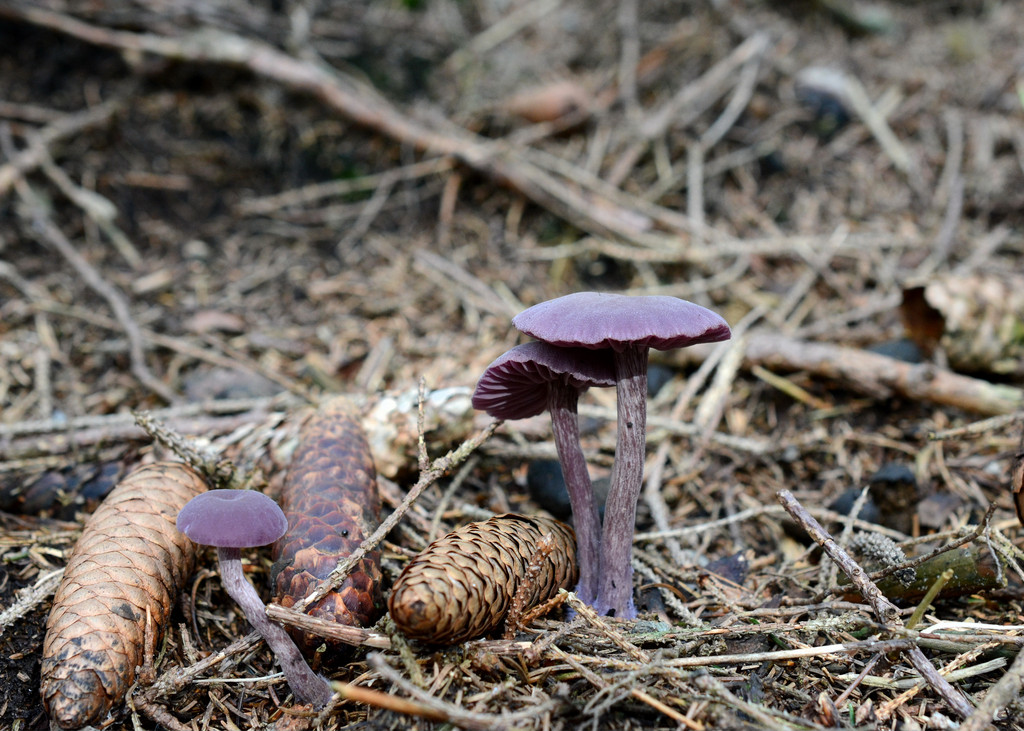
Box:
[1,0,1024,729]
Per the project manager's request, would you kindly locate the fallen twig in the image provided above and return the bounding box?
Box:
[608,32,771,186]
[812,504,1000,603]
[549,646,701,730]
[265,604,391,649]
[958,645,1024,730]
[34,135,142,267]
[0,568,62,637]
[564,592,651,663]
[746,332,1023,415]
[693,672,815,730]
[632,503,909,544]
[0,96,123,199]
[778,489,974,719]
[145,632,262,699]
[330,678,448,725]
[0,395,297,462]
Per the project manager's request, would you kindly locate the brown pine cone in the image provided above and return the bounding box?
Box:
[271,397,383,645]
[388,514,577,645]
[40,462,208,729]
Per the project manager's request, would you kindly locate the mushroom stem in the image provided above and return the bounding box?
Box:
[215,547,332,708]
[547,386,601,604]
[596,345,648,619]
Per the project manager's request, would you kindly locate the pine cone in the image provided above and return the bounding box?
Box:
[270,397,383,644]
[388,514,577,644]
[40,462,208,729]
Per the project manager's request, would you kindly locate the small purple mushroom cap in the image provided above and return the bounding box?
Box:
[512,291,731,353]
[177,489,288,548]
[177,489,331,708]
[473,341,614,603]
[472,341,615,419]
[513,292,731,618]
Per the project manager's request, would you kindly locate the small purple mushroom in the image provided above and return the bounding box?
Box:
[472,341,615,604]
[513,292,731,618]
[177,489,332,708]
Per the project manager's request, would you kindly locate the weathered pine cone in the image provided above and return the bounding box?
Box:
[388,514,578,645]
[40,462,208,729]
[271,397,383,644]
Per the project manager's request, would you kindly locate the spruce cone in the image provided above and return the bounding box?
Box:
[40,462,208,729]
[388,514,577,644]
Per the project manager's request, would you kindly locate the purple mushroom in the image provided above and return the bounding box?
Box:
[513,292,731,618]
[177,489,332,708]
[472,341,615,604]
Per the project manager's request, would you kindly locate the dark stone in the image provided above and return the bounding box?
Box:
[866,338,924,364]
[527,459,608,522]
[647,363,675,397]
[828,488,881,524]
[868,462,919,534]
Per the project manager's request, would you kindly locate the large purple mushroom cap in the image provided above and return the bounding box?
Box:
[177,489,288,548]
[512,292,731,352]
[472,341,616,420]
[513,292,732,618]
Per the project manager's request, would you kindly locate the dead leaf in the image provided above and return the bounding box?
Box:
[503,79,591,124]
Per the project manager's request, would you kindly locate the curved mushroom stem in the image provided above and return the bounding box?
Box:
[215,547,332,708]
[595,345,648,619]
[547,386,601,605]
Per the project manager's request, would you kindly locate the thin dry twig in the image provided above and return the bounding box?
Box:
[237,156,455,215]
[928,411,1024,441]
[778,489,974,719]
[564,592,651,664]
[0,395,296,461]
[129,693,193,731]
[958,645,1024,730]
[692,672,818,730]
[34,136,143,267]
[265,604,391,649]
[841,73,918,185]
[444,0,565,71]
[0,568,63,637]
[145,631,262,699]
[810,504,999,602]
[132,410,234,485]
[13,205,177,403]
[0,96,124,199]
[548,646,701,730]
[331,679,448,724]
[633,503,909,544]
[608,32,771,185]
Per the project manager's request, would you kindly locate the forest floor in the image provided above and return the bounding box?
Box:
[2,1,1024,729]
